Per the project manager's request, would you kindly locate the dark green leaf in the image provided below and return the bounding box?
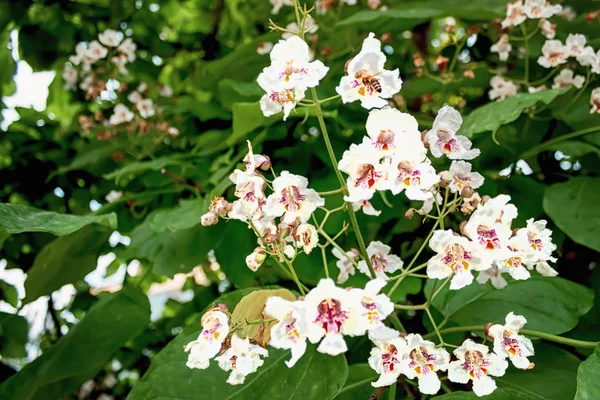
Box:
[0,312,28,359]
[148,198,204,232]
[575,346,600,400]
[334,363,378,400]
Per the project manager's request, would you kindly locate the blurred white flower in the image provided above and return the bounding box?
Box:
[98,29,122,47]
[109,104,134,125]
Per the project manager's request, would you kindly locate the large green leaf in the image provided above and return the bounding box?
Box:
[104,155,192,186]
[148,198,204,232]
[575,346,600,400]
[543,177,600,253]
[334,363,379,400]
[0,312,28,359]
[460,87,571,137]
[0,287,150,400]
[434,389,546,400]
[128,288,348,400]
[23,225,111,304]
[426,277,593,334]
[0,203,117,236]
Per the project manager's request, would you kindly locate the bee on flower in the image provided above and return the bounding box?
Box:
[488,312,535,370]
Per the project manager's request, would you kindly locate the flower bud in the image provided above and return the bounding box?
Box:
[246,247,266,271]
[459,220,468,236]
[201,212,219,227]
[461,186,474,198]
[484,322,494,341]
[405,209,414,219]
[463,69,475,79]
[412,53,425,67]
[209,197,231,217]
[435,55,450,71]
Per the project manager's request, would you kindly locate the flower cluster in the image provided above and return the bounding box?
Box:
[501,0,562,29]
[201,141,324,269]
[427,195,558,290]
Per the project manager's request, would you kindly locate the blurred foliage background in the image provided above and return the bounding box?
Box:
[0,0,599,399]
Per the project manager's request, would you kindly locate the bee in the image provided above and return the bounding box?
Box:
[355,69,383,95]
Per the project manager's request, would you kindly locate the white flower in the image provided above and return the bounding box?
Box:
[513,218,557,264]
[159,84,173,97]
[441,161,485,194]
[495,237,532,282]
[264,171,324,223]
[137,82,148,93]
[491,35,512,61]
[111,55,129,75]
[368,330,408,387]
[558,5,576,20]
[118,38,137,62]
[105,190,122,203]
[245,247,266,271]
[109,104,134,125]
[353,200,382,216]
[85,40,108,63]
[257,36,328,91]
[427,230,486,290]
[358,241,403,280]
[401,334,450,395]
[577,46,597,67]
[489,76,519,101]
[489,312,535,369]
[332,247,359,284]
[259,86,306,121]
[365,107,424,158]
[477,266,509,289]
[502,1,526,28]
[417,191,443,216]
[303,278,362,355]
[590,88,600,114]
[448,339,508,397]
[386,154,439,200]
[270,0,293,14]
[228,164,266,222]
[282,16,318,40]
[264,296,308,367]
[338,140,388,202]
[565,34,587,58]
[79,75,94,91]
[552,68,585,89]
[426,106,480,160]
[136,99,156,118]
[184,308,229,370]
[537,40,568,68]
[62,63,78,90]
[524,0,562,19]
[540,19,555,39]
[349,279,394,334]
[215,333,268,385]
[256,41,274,55]
[336,32,402,109]
[98,29,122,47]
[294,223,319,254]
[127,91,142,104]
[69,43,87,66]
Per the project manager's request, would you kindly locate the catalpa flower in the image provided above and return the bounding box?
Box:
[365,107,424,158]
[540,19,556,39]
[565,34,587,58]
[358,241,403,280]
[294,223,319,254]
[494,237,532,282]
[426,106,480,160]
[112,55,128,75]
[264,296,308,367]
[427,230,485,290]
[118,38,137,62]
[265,171,324,223]
[491,35,512,61]
[513,218,557,264]
[489,76,519,101]
[109,104,134,125]
[590,88,600,114]
[215,333,269,385]
[537,40,568,68]
[502,1,526,28]
[304,278,361,355]
[98,29,122,47]
[488,312,535,369]
[477,265,509,289]
[336,33,402,109]
[63,64,78,90]
[256,41,274,55]
[338,141,388,202]
[386,154,439,200]
[440,161,485,194]
[136,99,156,118]
[368,329,408,387]
[552,68,585,89]
[448,339,508,397]
[353,200,382,216]
[259,86,306,121]
[184,308,229,370]
[270,0,293,14]
[69,43,87,66]
[332,247,359,284]
[524,0,562,19]
[577,46,597,67]
[257,36,328,91]
[401,334,450,395]
[350,279,394,334]
[85,40,108,63]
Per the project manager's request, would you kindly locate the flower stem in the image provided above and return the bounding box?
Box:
[520,125,600,159]
[310,87,376,278]
[520,24,530,84]
[388,381,397,400]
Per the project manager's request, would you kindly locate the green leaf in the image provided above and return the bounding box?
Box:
[0,312,28,359]
[129,288,348,400]
[575,346,600,400]
[434,388,541,400]
[148,198,204,232]
[544,141,600,159]
[460,87,571,137]
[497,343,580,400]
[23,225,111,304]
[544,177,600,252]
[0,203,117,236]
[334,363,378,400]
[0,279,18,307]
[426,277,593,334]
[0,287,150,400]
[103,155,192,186]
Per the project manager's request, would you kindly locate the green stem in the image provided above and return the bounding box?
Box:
[320,246,330,279]
[423,325,600,348]
[520,126,600,159]
[560,68,592,115]
[388,381,397,400]
[394,304,427,310]
[318,188,343,196]
[336,377,376,394]
[448,35,467,73]
[520,24,530,83]
[310,87,376,278]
